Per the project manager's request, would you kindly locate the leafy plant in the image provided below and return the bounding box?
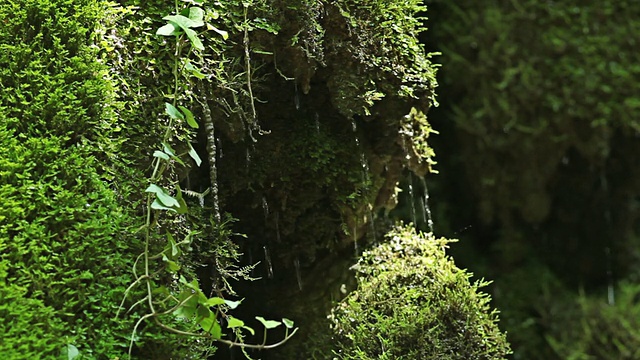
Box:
[117,2,296,357]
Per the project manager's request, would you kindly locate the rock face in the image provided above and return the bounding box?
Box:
[202,2,440,356]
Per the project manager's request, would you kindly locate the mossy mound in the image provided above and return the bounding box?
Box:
[329,225,511,359]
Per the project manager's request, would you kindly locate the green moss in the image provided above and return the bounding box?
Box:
[329,225,511,359]
[546,281,640,360]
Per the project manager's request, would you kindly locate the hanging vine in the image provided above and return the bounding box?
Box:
[116,2,296,358]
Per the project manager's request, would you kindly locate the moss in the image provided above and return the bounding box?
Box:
[328,225,511,359]
[546,281,640,360]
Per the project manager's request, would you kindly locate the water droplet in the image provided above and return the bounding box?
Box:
[262,196,269,223]
[353,223,359,257]
[264,246,274,279]
[245,148,251,172]
[315,112,320,134]
[217,137,223,158]
[294,83,300,110]
[275,212,281,243]
[294,257,302,290]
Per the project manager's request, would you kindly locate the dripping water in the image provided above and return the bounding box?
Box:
[217,136,223,159]
[294,257,303,290]
[245,147,251,173]
[419,197,427,226]
[263,246,274,279]
[353,221,359,257]
[369,208,377,243]
[601,169,615,305]
[261,197,274,278]
[351,119,371,256]
[294,82,300,110]
[420,177,434,233]
[275,211,281,243]
[408,173,417,227]
[262,196,269,223]
[315,112,320,134]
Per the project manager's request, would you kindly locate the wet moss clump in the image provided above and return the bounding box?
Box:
[329,225,511,359]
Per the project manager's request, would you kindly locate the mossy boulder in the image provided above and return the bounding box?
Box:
[329,225,511,359]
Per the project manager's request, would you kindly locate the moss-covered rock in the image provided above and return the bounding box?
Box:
[328,225,511,359]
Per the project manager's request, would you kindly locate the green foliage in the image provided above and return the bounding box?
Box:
[115,1,297,357]
[324,0,439,116]
[329,225,511,359]
[546,282,640,360]
[0,0,147,357]
[427,0,640,225]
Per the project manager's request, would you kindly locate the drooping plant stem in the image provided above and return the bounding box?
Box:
[198,83,220,222]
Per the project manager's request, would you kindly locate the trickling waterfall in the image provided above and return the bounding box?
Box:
[353,221,359,257]
[369,208,377,243]
[198,83,220,222]
[601,169,615,305]
[350,119,371,255]
[262,196,269,222]
[408,173,417,227]
[264,245,274,279]
[420,177,434,234]
[216,136,223,159]
[294,257,303,291]
[245,147,251,173]
[294,82,300,110]
[275,211,281,243]
[261,196,275,278]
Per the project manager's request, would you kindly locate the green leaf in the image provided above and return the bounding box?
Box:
[189,7,205,23]
[173,291,198,319]
[165,102,184,120]
[227,316,244,328]
[188,143,202,167]
[162,255,180,272]
[164,14,204,29]
[205,297,226,307]
[64,344,79,360]
[184,27,204,51]
[168,232,179,257]
[153,150,170,160]
[162,142,176,156]
[198,312,222,338]
[157,23,180,36]
[178,105,198,128]
[185,61,206,79]
[175,186,188,214]
[151,199,176,212]
[282,318,294,329]
[242,325,256,336]
[256,316,281,329]
[161,142,186,166]
[207,23,229,40]
[225,299,242,309]
[146,184,179,208]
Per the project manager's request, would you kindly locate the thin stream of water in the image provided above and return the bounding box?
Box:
[601,169,615,305]
[263,245,274,279]
[408,173,417,226]
[294,257,302,290]
[420,177,434,233]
